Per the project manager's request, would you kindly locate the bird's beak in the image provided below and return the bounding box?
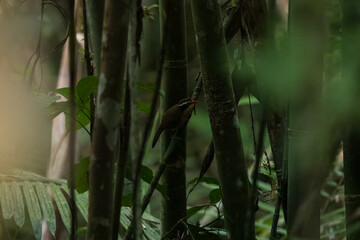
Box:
[191,99,198,104]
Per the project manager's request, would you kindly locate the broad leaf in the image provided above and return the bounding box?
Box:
[74,157,90,194]
[137,102,150,114]
[55,88,71,99]
[35,183,56,236]
[46,101,69,119]
[186,205,209,218]
[187,223,222,240]
[188,176,219,186]
[23,182,42,240]
[76,76,99,104]
[33,93,61,108]
[75,191,89,221]
[209,188,222,205]
[11,182,25,228]
[49,183,71,233]
[0,182,14,219]
[139,165,167,198]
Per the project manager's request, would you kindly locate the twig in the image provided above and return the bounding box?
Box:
[41,1,70,62]
[125,127,191,239]
[112,73,132,240]
[130,14,166,240]
[82,0,94,76]
[24,0,44,87]
[160,214,192,240]
[270,186,282,239]
[249,90,258,157]
[82,0,95,137]
[249,115,266,239]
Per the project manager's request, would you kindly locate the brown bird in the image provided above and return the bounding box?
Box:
[152,98,198,148]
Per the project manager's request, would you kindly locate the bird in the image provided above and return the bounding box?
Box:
[152,98,198,148]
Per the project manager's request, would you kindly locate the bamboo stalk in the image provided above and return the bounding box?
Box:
[190,0,252,238]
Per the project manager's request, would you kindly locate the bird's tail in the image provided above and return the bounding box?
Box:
[152,127,163,148]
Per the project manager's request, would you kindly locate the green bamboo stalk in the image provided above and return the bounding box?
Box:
[340,1,360,239]
[85,0,104,72]
[343,131,360,240]
[125,1,142,240]
[287,0,325,238]
[68,0,77,239]
[111,76,131,240]
[159,0,187,238]
[86,1,130,239]
[190,0,251,239]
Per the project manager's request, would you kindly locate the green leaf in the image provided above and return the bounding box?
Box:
[62,188,90,223]
[49,183,71,233]
[237,95,260,106]
[49,76,98,131]
[147,3,159,10]
[258,180,272,192]
[321,190,331,199]
[119,207,132,228]
[75,191,89,221]
[74,157,89,194]
[186,205,209,218]
[137,102,150,114]
[120,207,161,239]
[76,76,99,104]
[55,88,71,99]
[35,183,56,236]
[76,226,87,234]
[188,176,219,186]
[140,165,154,183]
[6,169,66,185]
[33,93,61,108]
[121,178,133,207]
[123,178,133,196]
[47,101,69,119]
[209,188,222,205]
[137,81,155,92]
[121,193,132,207]
[64,106,91,131]
[187,224,222,240]
[258,201,275,212]
[23,182,42,240]
[142,211,161,223]
[11,182,25,228]
[326,180,338,187]
[0,182,14,220]
[139,165,167,198]
[75,107,91,130]
[142,219,161,240]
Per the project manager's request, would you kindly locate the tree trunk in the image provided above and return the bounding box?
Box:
[87,1,130,239]
[159,0,187,238]
[190,1,251,239]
